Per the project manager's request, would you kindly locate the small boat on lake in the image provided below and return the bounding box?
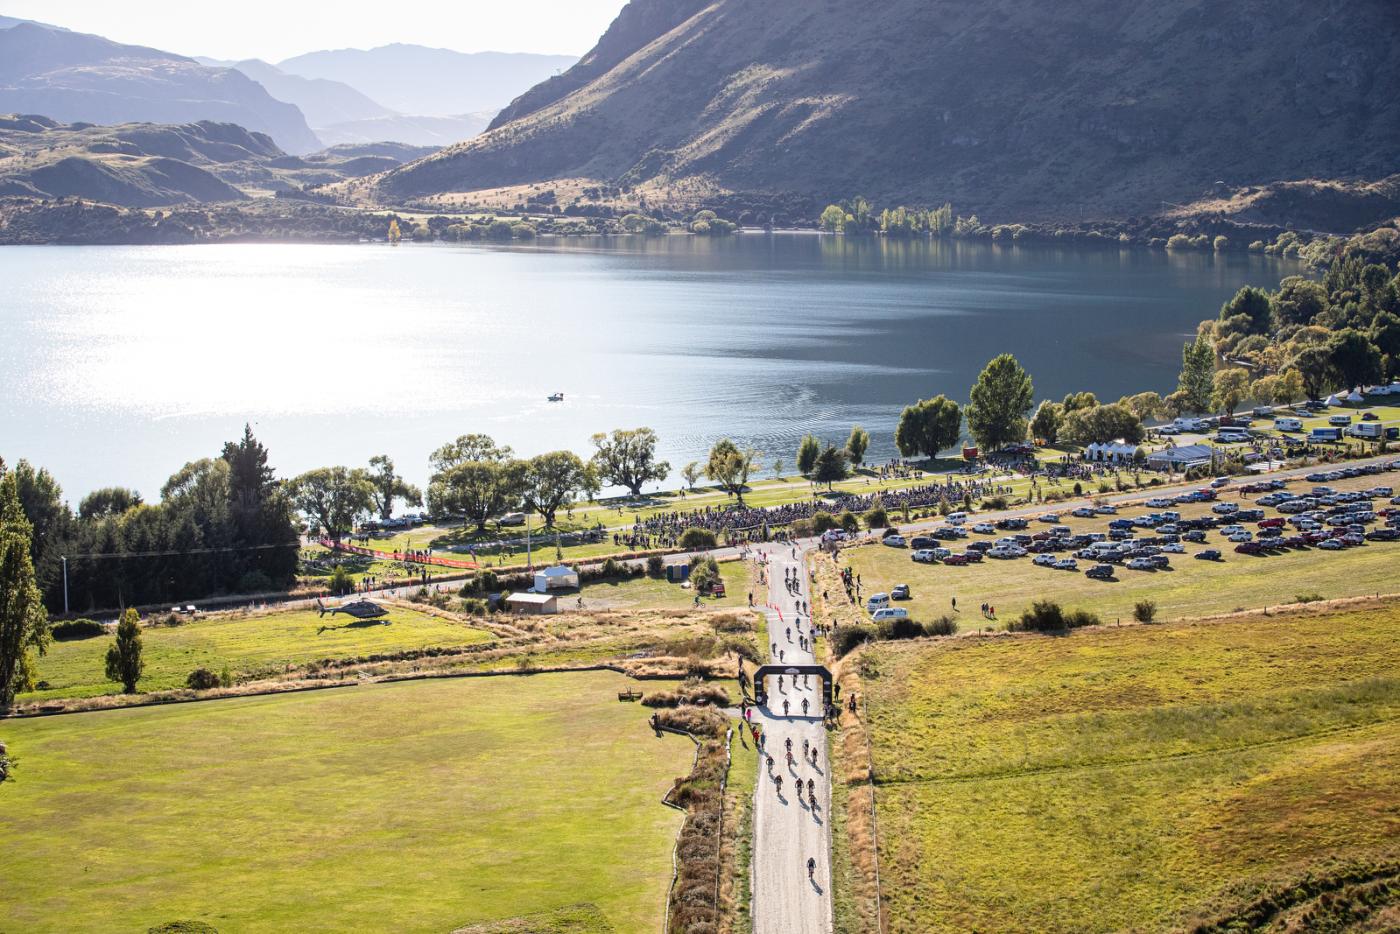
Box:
[548,392,565,402]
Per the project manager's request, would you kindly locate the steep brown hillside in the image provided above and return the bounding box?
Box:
[377,0,1400,223]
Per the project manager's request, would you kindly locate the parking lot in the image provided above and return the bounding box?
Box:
[840,460,1400,626]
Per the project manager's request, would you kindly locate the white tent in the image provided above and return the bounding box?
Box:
[1346,389,1365,403]
[532,565,580,593]
[1085,441,1138,463]
[1324,394,1341,406]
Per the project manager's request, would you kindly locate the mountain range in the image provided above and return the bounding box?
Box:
[1,18,575,154]
[376,0,1400,223]
[0,22,321,153]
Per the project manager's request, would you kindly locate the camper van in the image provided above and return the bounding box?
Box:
[1171,417,1206,432]
[1274,417,1303,432]
[866,593,891,612]
[1328,414,1353,427]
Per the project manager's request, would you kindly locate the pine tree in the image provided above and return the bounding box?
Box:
[105,607,144,694]
[1177,337,1216,413]
[0,467,50,709]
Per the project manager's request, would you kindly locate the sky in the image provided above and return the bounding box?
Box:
[4,0,629,61]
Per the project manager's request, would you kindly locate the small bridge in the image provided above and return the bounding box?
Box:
[752,664,834,709]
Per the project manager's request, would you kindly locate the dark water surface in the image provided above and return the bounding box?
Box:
[0,235,1299,497]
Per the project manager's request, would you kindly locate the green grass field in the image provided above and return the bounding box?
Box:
[19,605,493,703]
[0,671,694,933]
[577,561,752,610]
[855,601,1400,932]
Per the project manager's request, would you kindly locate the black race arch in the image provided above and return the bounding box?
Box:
[752,664,833,710]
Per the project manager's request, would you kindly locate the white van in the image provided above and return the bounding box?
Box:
[870,607,909,623]
[1274,417,1303,432]
[1328,414,1353,426]
[945,511,968,524]
[866,593,890,612]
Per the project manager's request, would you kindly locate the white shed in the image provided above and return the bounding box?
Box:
[1147,444,1215,471]
[506,592,559,615]
[532,565,580,593]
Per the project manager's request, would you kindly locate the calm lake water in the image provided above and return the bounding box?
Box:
[0,235,1300,500]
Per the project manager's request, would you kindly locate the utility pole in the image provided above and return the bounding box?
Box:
[61,555,69,616]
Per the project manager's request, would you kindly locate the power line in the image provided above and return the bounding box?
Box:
[63,541,302,561]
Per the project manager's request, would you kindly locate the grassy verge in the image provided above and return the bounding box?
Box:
[578,561,753,611]
[0,671,695,933]
[19,603,494,704]
[846,599,1400,932]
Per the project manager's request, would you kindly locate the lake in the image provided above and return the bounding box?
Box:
[0,235,1299,500]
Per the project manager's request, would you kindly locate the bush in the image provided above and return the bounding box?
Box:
[646,554,666,577]
[237,570,273,593]
[1133,599,1158,623]
[812,511,838,533]
[864,508,888,529]
[690,556,721,593]
[185,667,221,690]
[981,495,1008,511]
[679,528,717,550]
[50,618,106,641]
[1294,592,1325,604]
[1010,600,1097,632]
[642,684,732,708]
[838,510,861,533]
[459,597,488,616]
[833,624,877,657]
[328,564,354,596]
[877,615,923,641]
[787,518,814,538]
[924,615,958,637]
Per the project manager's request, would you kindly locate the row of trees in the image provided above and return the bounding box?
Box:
[819,198,958,237]
[3,427,302,614]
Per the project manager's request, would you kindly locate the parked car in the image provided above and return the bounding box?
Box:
[1195,549,1222,560]
[961,550,983,562]
[942,553,970,566]
[1161,543,1186,553]
[1126,557,1157,570]
[911,549,939,563]
[1033,554,1058,567]
[891,584,911,600]
[972,523,996,534]
[1054,558,1078,571]
[910,536,936,550]
[884,535,907,547]
[1235,542,1263,555]
[1072,507,1097,518]
[871,607,910,622]
[1086,564,1115,580]
[1318,538,1345,550]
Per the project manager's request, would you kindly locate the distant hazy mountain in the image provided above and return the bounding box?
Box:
[0,22,321,153]
[0,113,436,207]
[276,44,576,117]
[313,112,493,148]
[380,0,1400,222]
[198,57,393,127]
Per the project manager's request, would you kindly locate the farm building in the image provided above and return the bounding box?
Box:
[506,592,558,615]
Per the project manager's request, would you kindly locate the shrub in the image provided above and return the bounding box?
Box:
[642,684,732,708]
[864,508,888,529]
[328,564,354,596]
[788,518,814,538]
[982,495,1008,511]
[600,557,624,579]
[1010,601,1098,632]
[812,511,838,533]
[646,554,666,577]
[1294,592,1324,604]
[50,618,106,641]
[878,615,923,641]
[679,528,717,550]
[838,510,861,533]
[689,556,721,593]
[459,597,488,616]
[237,570,273,593]
[1133,599,1158,623]
[924,615,958,637]
[185,667,221,690]
[833,624,877,657]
